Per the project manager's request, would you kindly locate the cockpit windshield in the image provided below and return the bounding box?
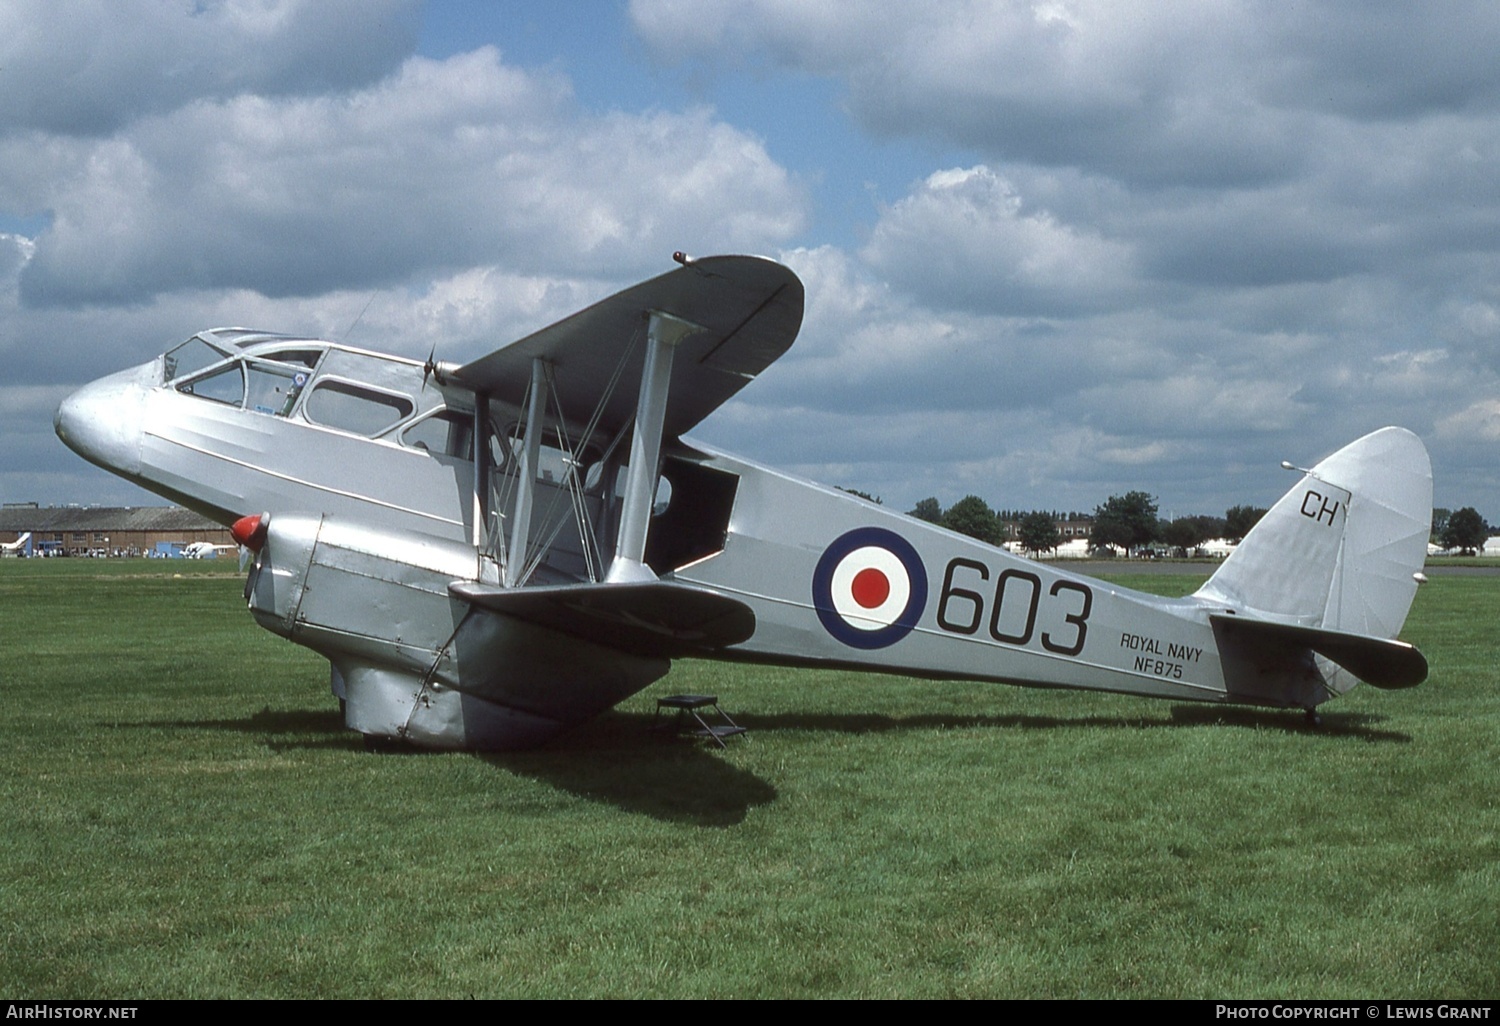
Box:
[163,336,231,383]
[165,336,439,443]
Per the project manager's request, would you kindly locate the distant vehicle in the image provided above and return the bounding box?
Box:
[55,254,1432,750]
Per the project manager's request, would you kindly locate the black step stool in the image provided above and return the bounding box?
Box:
[653,694,746,749]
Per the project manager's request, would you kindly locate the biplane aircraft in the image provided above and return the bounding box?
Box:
[55,254,1433,749]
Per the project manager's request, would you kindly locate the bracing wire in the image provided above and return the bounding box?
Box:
[513,323,645,587]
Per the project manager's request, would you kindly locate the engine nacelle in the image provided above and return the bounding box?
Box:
[245,513,669,750]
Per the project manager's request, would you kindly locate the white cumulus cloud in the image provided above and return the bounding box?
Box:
[862,165,1133,316]
[15,47,806,307]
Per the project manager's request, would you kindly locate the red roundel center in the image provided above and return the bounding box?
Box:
[850,567,891,609]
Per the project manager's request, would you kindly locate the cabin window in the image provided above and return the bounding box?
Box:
[487,429,509,470]
[304,380,414,436]
[176,363,245,406]
[498,424,594,485]
[163,337,231,382]
[401,409,474,459]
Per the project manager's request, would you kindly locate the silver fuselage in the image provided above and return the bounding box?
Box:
[55,325,1425,748]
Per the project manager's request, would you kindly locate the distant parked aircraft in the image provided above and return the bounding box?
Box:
[182,541,237,559]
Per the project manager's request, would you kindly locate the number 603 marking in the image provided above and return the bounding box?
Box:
[935,558,1093,656]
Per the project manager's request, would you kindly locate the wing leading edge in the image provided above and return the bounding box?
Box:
[447,255,804,438]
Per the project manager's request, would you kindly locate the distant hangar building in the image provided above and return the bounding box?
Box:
[0,503,233,556]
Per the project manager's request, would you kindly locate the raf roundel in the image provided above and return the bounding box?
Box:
[812,527,929,649]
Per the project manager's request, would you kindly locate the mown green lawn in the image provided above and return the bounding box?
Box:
[1,560,1495,997]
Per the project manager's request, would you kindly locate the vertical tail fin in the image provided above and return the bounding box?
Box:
[1195,427,1432,643]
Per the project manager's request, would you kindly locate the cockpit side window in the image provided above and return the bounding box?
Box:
[246,361,308,417]
[176,363,245,406]
[304,380,414,436]
[163,337,231,383]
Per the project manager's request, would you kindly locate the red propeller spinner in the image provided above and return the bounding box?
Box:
[231,512,270,552]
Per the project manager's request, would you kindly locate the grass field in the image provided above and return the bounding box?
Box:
[1,559,1495,998]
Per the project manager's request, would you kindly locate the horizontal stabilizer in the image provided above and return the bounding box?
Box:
[1210,614,1427,690]
[450,579,755,658]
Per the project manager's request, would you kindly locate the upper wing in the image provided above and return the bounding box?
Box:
[447,255,803,438]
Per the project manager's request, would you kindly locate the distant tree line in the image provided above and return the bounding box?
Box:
[894,493,1495,558]
[908,495,1081,552]
[904,492,1271,556]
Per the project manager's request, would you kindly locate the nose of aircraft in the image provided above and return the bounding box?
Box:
[54,362,155,477]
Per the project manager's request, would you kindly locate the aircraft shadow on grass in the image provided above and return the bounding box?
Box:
[1164,703,1410,740]
[145,695,1412,749]
[143,705,778,825]
[472,709,772,825]
[483,745,777,827]
[139,697,1407,824]
[411,703,1409,822]
[725,704,1410,742]
[143,706,354,749]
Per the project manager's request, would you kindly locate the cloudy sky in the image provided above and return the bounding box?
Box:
[4,0,1499,522]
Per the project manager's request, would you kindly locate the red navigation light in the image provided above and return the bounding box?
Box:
[231,512,269,552]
